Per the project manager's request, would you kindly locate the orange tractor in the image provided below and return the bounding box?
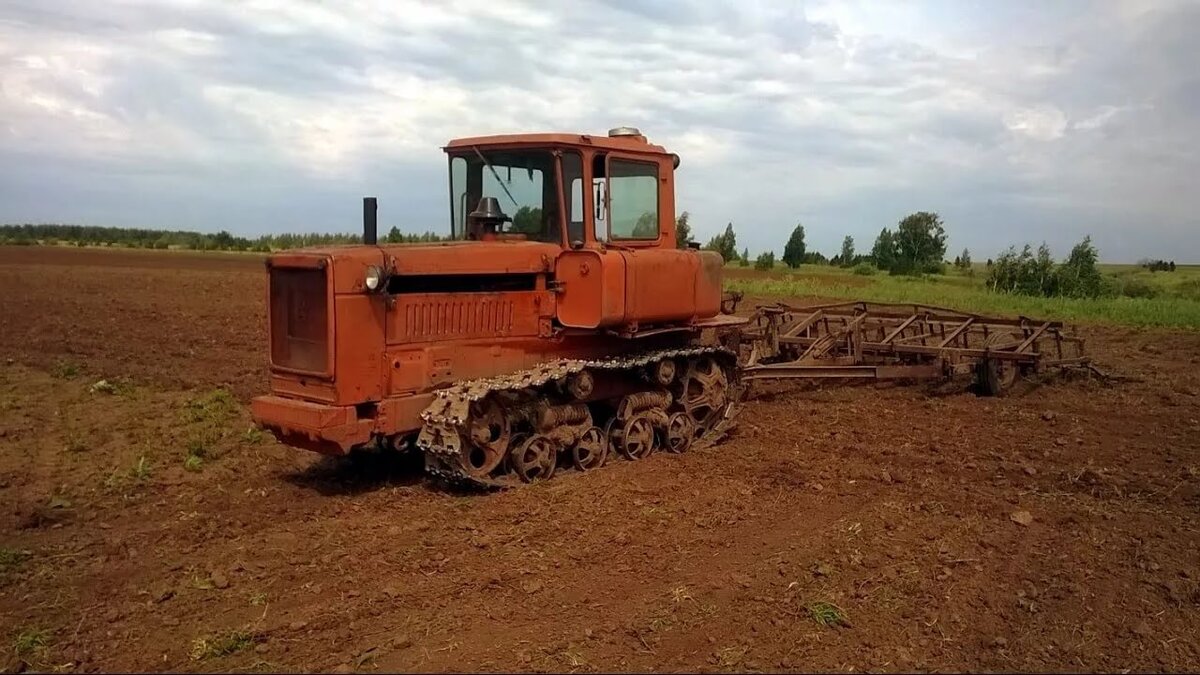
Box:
[252,127,748,487]
[252,127,1089,488]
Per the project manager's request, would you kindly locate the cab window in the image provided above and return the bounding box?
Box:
[448,149,561,243]
[561,151,584,245]
[609,159,659,240]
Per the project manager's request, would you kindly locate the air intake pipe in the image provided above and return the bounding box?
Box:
[363,196,378,245]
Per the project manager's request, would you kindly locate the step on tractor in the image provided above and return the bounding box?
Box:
[251,127,1089,488]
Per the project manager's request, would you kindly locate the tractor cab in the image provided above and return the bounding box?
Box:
[444,127,681,251]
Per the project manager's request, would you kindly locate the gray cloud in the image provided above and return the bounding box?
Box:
[1,0,1197,261]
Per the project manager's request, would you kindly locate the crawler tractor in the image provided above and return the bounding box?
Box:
[252,127,1089,488]
[253,127,747,487]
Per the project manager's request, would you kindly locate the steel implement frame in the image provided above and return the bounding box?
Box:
[737,300,1088,388]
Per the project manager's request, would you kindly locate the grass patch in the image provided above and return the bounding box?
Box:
[248,591,267,606]
[241,427,265,445]
[183,454,204,472]
[727,267,1200,329]
[0,548,32,580]
[12,627,50,656]
[184,388,237,424]
[130,455,152,482]
[806,601,850,628]
[49,360,80,379]
[189,630,257,660]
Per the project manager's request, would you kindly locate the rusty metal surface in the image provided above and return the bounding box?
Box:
[738,300,1088,387]
[416,346,737,489]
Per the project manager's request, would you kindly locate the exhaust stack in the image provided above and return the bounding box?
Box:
[363,197,378,245]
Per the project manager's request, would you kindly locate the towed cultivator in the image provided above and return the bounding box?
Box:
[735,298,1089,396]
[251,127,1092,489]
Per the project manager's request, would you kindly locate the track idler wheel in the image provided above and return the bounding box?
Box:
[571,426,608,471]
[510,434,557,483]
[679,356,731,434]
[462,400,510,477]
[614,413,656,460]
[664,412,696,454]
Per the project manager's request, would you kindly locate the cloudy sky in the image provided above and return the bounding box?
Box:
[2,0,1197,261]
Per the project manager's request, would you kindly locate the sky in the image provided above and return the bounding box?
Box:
[1,0,1197,262]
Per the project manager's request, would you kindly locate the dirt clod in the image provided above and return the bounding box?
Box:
[1010,510,1034,526]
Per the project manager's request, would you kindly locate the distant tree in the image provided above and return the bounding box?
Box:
[632,212,657,238]
[512,206,543,235]
[892,212,947,274]
[839,236,855,267]
[870,228,897,271]
[986,236,1102,299]
[803,251,829,265]
[704,222,738,263]
[1055,236,1102,298]
[957,247,972,270]
[782,224,806,268]
[739,247,750,267]
[675,211,692,248]
[1170,260,1177,272]
[385,226,403,244]
[754,251,776,271]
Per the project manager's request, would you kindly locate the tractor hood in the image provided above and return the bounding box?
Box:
[378,240,560,277]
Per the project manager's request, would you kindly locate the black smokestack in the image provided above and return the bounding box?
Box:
[363,197,378,245]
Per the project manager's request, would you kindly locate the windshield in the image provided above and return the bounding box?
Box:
[448,149,560,243]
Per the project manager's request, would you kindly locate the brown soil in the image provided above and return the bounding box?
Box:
[1,246,1198,673]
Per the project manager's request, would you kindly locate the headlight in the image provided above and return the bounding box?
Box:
[364,265,383,291]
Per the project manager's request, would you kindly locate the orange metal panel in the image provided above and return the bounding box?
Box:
[269,374,337,404]
[250,395,372,456]
[695,250,724,318]
[555,249,626,328]
[377,393,435,436]
[621,248,701,325]
[381,241,558,276]
[444,132,669,156]
[332,294,385,403]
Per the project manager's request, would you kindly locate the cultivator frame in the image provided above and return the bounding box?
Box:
[735,300,1089,394]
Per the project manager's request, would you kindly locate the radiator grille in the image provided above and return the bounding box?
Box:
[269,267,329,374]
[402,297,515,340]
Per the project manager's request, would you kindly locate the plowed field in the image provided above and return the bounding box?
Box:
[2,246,1198,672]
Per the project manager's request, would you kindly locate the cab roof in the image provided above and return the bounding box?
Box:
[444,132,669,156]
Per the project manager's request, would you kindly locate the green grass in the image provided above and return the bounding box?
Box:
[727,264,1200,329]
[805,601,849,628]
[0,548,31,580]
[184,388,237,424]
[12,627,50,656]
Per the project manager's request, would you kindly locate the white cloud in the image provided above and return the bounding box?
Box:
[1003,105,1068,141]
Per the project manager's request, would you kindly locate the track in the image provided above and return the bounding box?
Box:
[417,347,738,488]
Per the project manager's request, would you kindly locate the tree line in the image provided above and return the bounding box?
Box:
[0,224,447,251]
[678,211,1160,301]
[682,211,952,276]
